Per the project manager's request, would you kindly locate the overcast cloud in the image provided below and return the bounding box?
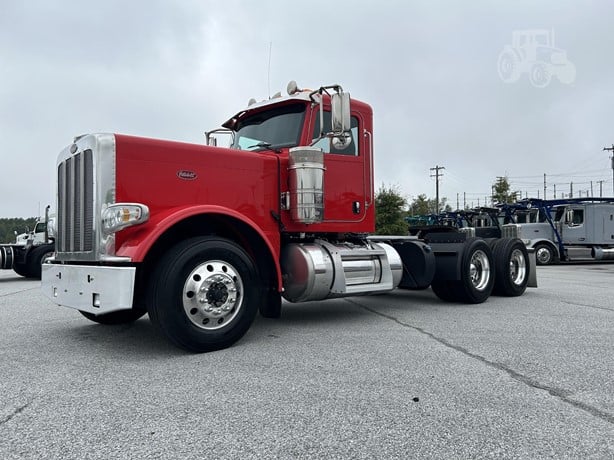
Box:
[1,0,613,217]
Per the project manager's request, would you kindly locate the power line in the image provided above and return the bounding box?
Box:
[603,144,614,195]
[430,165,445,213]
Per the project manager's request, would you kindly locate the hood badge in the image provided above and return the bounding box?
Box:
[177,170,198,181]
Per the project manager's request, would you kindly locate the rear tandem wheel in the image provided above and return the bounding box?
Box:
[491,238,530,297]
[431,238,494,304]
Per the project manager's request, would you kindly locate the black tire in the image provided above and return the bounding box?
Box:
[534,243,555,265]
[445,238,494,304]
[430,279,460,302]
[79,309,146,325]
[147,237,260,352]
[26,243,55,280]
[12,262,29,278]
[259,289,282,318]
[492,238,530,297]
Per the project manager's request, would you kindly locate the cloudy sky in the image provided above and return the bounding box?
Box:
[1,0,613,217]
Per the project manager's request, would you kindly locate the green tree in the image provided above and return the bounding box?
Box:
[492,176,518,204]
[0,218,37,243]
[409,194,431,215]
[408,194,453,216]
[375,184,408,235]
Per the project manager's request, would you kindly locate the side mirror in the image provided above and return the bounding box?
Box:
[565,209,574,225]
[331,92,351,134]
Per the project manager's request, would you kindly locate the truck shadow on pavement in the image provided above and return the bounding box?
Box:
[52,288,508,356]
[55,318,187,358]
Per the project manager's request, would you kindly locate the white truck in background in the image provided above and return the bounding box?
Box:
[14,216,51,246]
[0,205,55,279]
[502,198,614,264]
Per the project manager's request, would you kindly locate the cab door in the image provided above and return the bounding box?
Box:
[561,206,587,244]
[310,111,369,224]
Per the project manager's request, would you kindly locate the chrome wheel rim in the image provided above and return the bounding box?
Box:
[509,249,527,286]
[183,260,243,330]
[469,250,491,291]
[536,247,551,264]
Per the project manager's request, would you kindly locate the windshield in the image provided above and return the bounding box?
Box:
[231,103,306,151]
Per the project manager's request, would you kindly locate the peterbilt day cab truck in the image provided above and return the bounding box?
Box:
[1,206,55,279]
[502,198,614,265]
[42,82,535,352]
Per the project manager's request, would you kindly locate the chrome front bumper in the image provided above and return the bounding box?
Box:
[41,263,136,315]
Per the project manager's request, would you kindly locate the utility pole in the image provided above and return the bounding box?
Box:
[430,165,445,213]
[603,144,614,195]
[543,173,547,199]
[570,181,573,198]
[553,184,556,199]
[598,180,604,197]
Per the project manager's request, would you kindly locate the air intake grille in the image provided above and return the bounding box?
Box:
[57,149,94,252]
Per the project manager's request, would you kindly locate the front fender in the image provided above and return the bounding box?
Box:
[115,205,282,288]
[527,238,559,255]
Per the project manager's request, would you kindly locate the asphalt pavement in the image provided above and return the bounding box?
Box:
[1,263,613,459]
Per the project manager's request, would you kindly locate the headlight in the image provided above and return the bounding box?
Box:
[102,203,149,234]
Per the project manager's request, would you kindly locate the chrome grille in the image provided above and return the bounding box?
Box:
[57,149,94,252]
[502,224,519,239]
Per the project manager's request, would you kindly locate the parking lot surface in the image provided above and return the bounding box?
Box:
[1,264,613,459]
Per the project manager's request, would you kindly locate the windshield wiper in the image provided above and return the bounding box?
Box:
[247,142,281,153]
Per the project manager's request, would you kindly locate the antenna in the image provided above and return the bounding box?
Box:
[267,41,272,98]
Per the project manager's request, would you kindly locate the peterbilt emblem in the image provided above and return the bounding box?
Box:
[177,170,197,180]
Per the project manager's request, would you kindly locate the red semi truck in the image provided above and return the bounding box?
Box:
[41,82,535,352]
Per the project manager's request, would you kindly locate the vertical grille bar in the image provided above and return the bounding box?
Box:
[56,149,95,254]
[67,156,75,252]
[83,150,94,251]
[57,162,66,251]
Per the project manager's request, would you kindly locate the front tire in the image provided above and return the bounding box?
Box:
[26,243,55,280]
[147,237,260,352]
[534,243,555,265]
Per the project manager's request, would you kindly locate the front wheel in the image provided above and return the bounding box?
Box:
[26,243,55,280]
[147,237,260,352]
[534,243,555,265]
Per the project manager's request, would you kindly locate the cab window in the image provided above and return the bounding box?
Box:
[571,209,584,225]
[312,111,359,156]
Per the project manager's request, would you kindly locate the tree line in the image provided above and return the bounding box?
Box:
[375,177,517,235]
[0,218,39,244]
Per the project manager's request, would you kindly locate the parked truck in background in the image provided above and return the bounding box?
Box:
[41,82,536,352]
[502,198,614,264]
[1,205,55,279]
[14,214,52,246]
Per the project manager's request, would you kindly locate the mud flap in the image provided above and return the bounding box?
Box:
[527,248,538,288]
